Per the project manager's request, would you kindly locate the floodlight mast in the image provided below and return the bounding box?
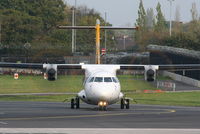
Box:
[57,20,139,64]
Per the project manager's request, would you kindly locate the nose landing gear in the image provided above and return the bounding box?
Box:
[99,106,107,111]
[98,101,108,111]
[120,98,130,109]
[71,97,80,109]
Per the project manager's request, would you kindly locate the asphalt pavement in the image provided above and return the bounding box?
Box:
[0,101,200,128]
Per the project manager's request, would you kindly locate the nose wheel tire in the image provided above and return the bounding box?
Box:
[121,99,130,109]
[98,106,107,111]
[71,97,80,109]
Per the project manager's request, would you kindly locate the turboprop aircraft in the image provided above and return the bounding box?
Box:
[0,19,200,110]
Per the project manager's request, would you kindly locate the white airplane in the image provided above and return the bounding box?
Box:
[1,62,200,110]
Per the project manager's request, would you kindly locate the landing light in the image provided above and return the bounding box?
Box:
[98,101,107,106]
[99,101,103,106]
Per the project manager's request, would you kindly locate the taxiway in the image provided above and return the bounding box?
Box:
[0,101,200,128]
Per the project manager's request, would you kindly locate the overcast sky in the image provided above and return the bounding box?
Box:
[66,0,200,26]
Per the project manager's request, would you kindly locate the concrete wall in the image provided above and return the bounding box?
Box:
[162,71,200,87]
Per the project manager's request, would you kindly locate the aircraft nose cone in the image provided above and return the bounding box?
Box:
[92,84,116,101]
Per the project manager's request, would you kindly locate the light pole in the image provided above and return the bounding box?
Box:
[24,42,31,63]
[104,12,107,50]
[0,22,1,44]
[123,35,127,50]
[71,0,77,54]
[0,15,2,44]
[168,0,174,36]
[74,0,77,52]
[71,6,75,53]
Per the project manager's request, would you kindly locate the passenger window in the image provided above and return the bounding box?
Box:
[94,77,103,82]
[112,77,119,83]
[89,77,94,82]
[104,77,112,82]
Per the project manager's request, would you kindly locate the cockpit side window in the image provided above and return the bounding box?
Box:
[112,77,119,83]
[89,77,94,82]
[104,77,112,82]
[94,77,103,82]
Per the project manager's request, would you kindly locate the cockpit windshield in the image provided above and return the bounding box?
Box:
[112,77,119,83]
[104,77,112,82]
[94,77,103,82]
[89,77,94,82]
[88,77,119,83]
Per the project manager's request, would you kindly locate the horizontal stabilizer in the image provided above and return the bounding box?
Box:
[57,26,139,30]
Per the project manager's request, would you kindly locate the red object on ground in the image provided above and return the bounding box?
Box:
[143,89,165,93]
[14,73,19,79]
[101,48,106,55]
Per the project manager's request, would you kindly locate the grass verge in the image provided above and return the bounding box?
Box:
[1,92,200,107]
[0,75,157,94]
[0,75,200,107]
[127,92,200,107]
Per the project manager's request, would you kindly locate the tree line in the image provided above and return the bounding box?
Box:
[1,0,199,58]
[135,0,200,51]
[0,0,113,57]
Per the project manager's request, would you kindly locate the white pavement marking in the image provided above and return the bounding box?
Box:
[0,122,8,125]
[0,92,77,96]
[0,129,200,134]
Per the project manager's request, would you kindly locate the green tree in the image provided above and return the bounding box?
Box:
[146,8,155,29]
[154,2,167,31]
[190,2,198,22]
[0,0,66,46]
[134,0,148,50]
[0,0,113,56]
[1,9,42,46]
[135,0,146,31]
[0,0,65,30]
[73,6,113,54]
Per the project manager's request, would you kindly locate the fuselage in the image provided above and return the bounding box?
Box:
[77,65,123,106]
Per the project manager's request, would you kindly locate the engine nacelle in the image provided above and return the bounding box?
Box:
[43,64,57,81]
[144,65,159,82]
[78,90,87,102]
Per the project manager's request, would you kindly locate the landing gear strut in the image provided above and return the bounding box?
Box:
[99,106,107,111]
[98,101,108,111]
[71,97,80,109]
[120,98,130,109]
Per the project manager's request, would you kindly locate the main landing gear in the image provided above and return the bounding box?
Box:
[120,98,130,109]
[71,97,80,109]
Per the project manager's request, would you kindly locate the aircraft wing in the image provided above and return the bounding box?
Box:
[0,63,199,81]
[1,62,200,70]
[120,65,145,70]
[119,64,200,71]
[158,64,200,71]
[0,62,43,69]
[0,62,83,69]
[57,64,82,69]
